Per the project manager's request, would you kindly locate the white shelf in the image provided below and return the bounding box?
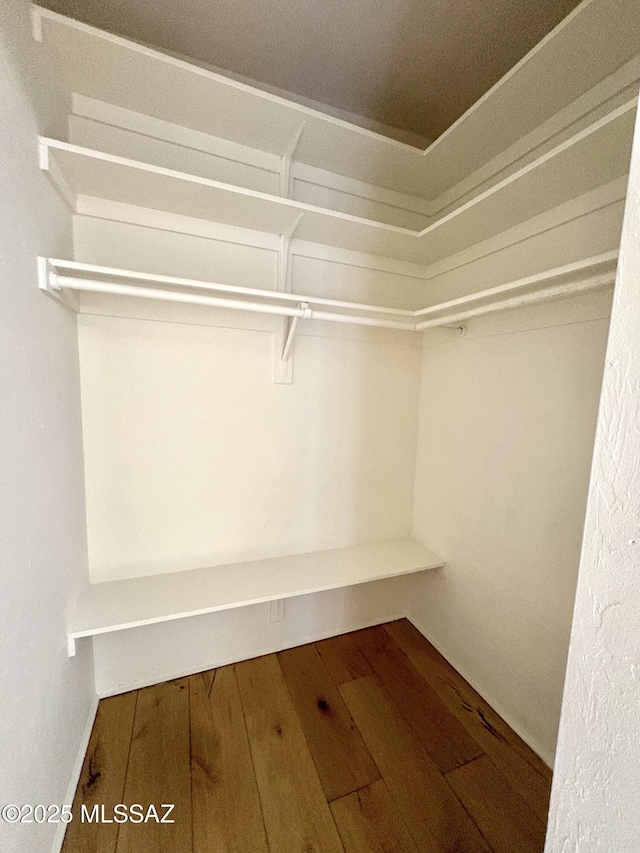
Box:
[33,2,640,199]
[39,136,418,261]
[39,101,636,265]
[67,538,445,655]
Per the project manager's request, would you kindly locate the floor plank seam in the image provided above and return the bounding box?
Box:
[442,767,505,853]
[446,752,488,774]
[275,650,350,849]
[114,689,138,853]
[233,664,273,853]
[326,779,381,805]
[187,676,194,853]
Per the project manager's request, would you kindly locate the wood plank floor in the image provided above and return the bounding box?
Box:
[62,619,552,853]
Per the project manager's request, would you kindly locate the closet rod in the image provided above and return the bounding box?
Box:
[51,275,417,332]
[46,251,617,333]
[414,251,619,318]
[48,261,415,318]
[415,273,615,330]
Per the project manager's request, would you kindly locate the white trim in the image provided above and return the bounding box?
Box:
[94,609,407,698]
[418,175,628,284]
[75,196,281,252]
[71,94,280,175]
[74,609,552,772]
[291,161,432,217]
[417,99,635,240]
[73,195,429,279]
[407,611,555,768]
[50,693,99,853]
[70,176,625,287]
[430,56,640,215]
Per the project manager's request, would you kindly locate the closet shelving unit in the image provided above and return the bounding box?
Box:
[31,3,640,199]
[31,4,636,656]
[39,102,634,265]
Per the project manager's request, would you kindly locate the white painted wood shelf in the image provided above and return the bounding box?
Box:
[32,2,640,199]
[39,101,636,265]
[67,538,445,655]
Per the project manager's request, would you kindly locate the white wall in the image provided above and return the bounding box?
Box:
[544,90,640,853]
[0,2,95,851]
[410,189,621,764]
[74,217,422,583]
[78,314,421,582]
[92,575,413,695]
[72,214,422,690]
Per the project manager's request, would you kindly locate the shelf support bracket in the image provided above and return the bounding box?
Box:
[67,634,77,658]
[282,315,299,362]
[273,302,310,384]
[273,215,304,384]
[278,122,305,198]
[276,214,304,294]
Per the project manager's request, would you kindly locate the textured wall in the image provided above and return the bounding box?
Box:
[545,92,640,851]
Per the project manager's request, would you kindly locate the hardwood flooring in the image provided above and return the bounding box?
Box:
[62,619,552,853]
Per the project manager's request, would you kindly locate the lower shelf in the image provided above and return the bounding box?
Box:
[67,537,444,655]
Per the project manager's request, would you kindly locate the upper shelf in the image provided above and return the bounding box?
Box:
[40,100,636,265]
[32,1,640,199]
[66,537,445,655]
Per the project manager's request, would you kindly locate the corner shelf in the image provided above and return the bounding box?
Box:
[33,2,640,199]
[39,100,636,266]
[67,538,445,656]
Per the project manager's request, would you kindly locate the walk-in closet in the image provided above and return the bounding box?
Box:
[2,0,640,850]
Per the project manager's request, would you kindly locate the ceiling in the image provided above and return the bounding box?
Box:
[40,0,584,145]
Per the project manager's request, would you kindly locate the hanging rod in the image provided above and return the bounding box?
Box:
[49,275,418,331]
[415,272,616,330]
[41,251,618,333]
[46,259,415,318]
[414,251,619,318]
